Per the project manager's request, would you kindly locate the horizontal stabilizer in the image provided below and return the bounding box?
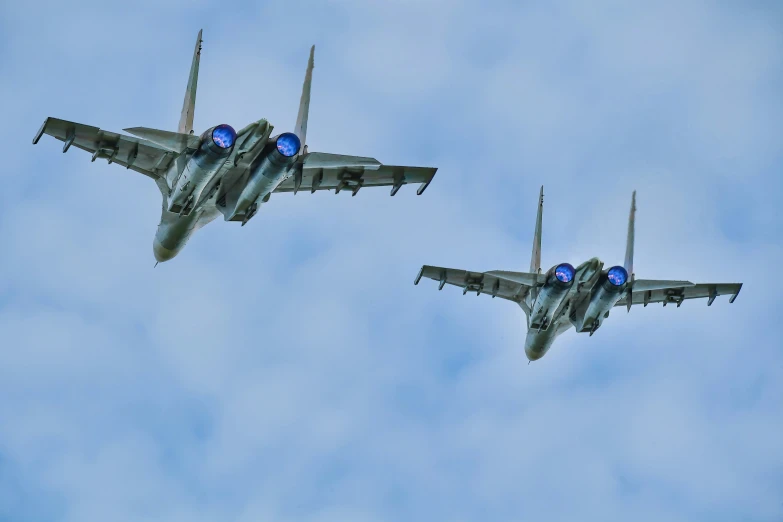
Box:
[484,270,547,286]
[632,279,695,292]
[303,152,381,170]
[124,127,201,153]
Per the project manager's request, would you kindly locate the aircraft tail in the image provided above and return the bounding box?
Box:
[529,186,543,273]
[624,190,636,277]
[294,45,315,152]
[178,29,203,135]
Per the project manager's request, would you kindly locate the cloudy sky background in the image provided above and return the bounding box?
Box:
[1,1,781,520]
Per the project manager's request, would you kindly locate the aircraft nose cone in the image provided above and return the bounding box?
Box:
[524,333,548,362]
[153,239,177,263]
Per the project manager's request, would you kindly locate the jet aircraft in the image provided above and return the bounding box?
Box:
[415,188,742,362]
[33,30,438,263]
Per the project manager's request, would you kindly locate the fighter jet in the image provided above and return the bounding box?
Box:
[32,30,438,263]
[415,187,742,362]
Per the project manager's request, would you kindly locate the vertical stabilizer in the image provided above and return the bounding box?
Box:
[624,190,636,277]
[530,186,544,273]
[178,29,203,135]
[294,45,315,150]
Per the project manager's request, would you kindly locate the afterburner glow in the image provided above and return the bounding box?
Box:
[276,132,301,157]
[607,266,628,286]
[555,263,575,283]
[212,124,236,149]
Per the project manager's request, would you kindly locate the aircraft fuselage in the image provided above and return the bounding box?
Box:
[35,34,438,265]
[417,189,742,364]
[153,210,201,262]
[151,122,301,263]
[524,257,623,361]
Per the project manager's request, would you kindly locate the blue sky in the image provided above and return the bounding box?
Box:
[1,1,781,521]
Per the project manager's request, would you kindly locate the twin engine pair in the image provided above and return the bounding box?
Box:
[529,263,629,333]
[167,124,302,219]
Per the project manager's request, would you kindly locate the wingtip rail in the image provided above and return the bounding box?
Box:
[32,118,49,145]
[414,267,424,285]
[729,284,742,304]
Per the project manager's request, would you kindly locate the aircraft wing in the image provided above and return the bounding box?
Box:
[414,265,547,303]
[273,152,438,196]
[615,282,742,308]
[33,117,175,193]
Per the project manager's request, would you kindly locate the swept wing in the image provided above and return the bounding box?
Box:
[415,265,546,305]
[275,45,438,198]
[274,154,437,197]
[33,116,174,206]
[616,282,742,308]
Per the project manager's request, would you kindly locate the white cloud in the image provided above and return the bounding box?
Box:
[0,1,781,521]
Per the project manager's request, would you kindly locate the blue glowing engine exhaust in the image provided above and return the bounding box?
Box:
[227,132,303,225]
[554,263,575,284]
[581,265,630,335]
[529,263,576,330]
[606,266,628,287]
[275,132,301,158]
[211,124,237,149]
[167,123,237,215]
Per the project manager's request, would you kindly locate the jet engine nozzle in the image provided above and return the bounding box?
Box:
[554,263,575,284]
[211,124,236,149]
[606,266,628,287]
[529,262,576,330]
[196,124,236,155]
[167,123,237,214]
[275,132,301,158]
[227,134,301,221]
[578,266,630,333]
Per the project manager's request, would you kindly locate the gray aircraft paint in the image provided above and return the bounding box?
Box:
[416,189,742,362]
[33,31,438,263]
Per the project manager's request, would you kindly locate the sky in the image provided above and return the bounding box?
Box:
[0,1,781,521]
